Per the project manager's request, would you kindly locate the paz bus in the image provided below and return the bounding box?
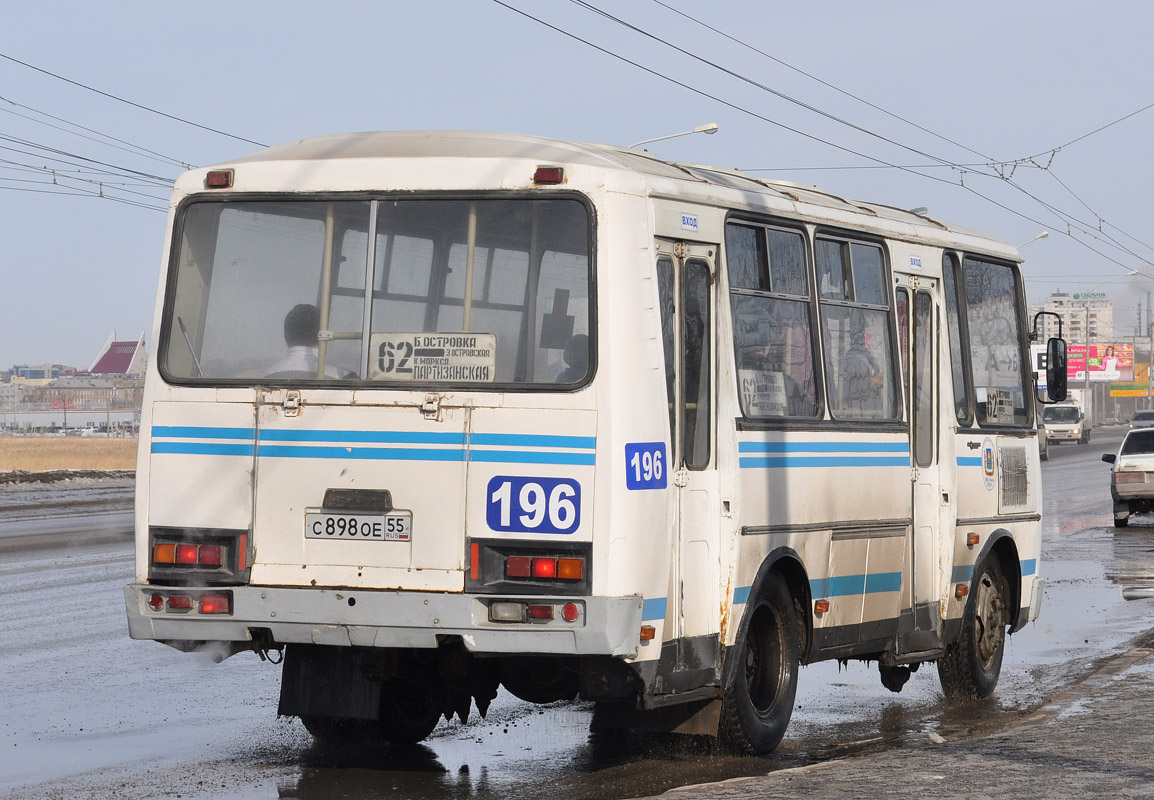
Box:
[124,131,1066,753]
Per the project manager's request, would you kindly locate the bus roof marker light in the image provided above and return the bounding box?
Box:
[533,166,564,185]
[205,169,233,189]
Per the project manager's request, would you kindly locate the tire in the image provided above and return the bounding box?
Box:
[719,574,799,754]
[1114,503,1130,528]
[1115,515,1130,528]
[377,679,442,744]
[939,558,1008,702]
[300,714,379,745]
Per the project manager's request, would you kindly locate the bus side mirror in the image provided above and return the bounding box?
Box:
[1046,338,1067,402]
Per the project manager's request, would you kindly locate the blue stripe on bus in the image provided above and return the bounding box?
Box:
[956,457,983,467]
[810,572,902,597]
[1021,559,1037,576]
[952,564,974,584]
[739,441,909,454]
[151,441,256,457]
[259,429,466,445]
[470,433,596,450]
[470,450,596,465]
[734,585,752,605]
[642,597,667,621]
[258,444,467,462]
[153,425,255,440]
[740,456,911,469]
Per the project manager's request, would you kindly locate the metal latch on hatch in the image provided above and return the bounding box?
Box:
[421,393,441,420]
[282,390,301,417]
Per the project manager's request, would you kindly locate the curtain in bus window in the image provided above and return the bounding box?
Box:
[942,255,972,425]
[822,306,896,419]
[164,201,370,381]
[914,292,934,467]
[963,257,1028,426]
[816,239,848,299]
[683,261,711,469]
[732,296,817,417]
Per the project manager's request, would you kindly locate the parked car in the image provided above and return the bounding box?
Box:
[1102,429,1154,527]
[1130,410,1154,429]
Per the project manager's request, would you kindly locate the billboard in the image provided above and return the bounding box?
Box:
[1066,343,1133,382]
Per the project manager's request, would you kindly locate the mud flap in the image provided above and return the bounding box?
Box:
[278,644,381,721]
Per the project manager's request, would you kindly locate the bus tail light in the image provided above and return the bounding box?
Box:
[143,590,231,615]
[468,539,591,596]
[533,166,564,185]
[149,528,250,586]
[488,600,584,625]
[531,558,557,579]
[205,169,233,188]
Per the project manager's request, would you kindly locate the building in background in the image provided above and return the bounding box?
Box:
[1030,291,1114,344]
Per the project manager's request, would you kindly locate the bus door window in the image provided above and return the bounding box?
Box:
[961,257,1029,426]
[942,254,973,426]
[896,288,910,414]
[656,252,713,469]
[914,291,935,467]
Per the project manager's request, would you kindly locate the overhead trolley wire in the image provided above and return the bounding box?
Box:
[493,0,1149,279]
[0,51,266,148]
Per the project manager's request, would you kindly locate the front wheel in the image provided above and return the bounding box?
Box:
[719,575,799,754]
[939,558,1008,702]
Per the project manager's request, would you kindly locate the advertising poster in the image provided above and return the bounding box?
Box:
[1065,343,1133,382]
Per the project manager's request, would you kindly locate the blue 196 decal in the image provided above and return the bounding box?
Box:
[486,476,581,534]
[625,442,667,490]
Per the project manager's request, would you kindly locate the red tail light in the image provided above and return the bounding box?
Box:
[176,545,199,565]
[531,558,558,579]
[199,593,231,614]
[167,595,193,610]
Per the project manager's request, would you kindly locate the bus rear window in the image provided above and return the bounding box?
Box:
[162,197,592,387]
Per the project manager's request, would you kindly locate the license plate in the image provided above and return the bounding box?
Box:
[305,511,411,541]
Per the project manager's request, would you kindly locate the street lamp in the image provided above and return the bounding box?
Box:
[630,122,719,149]
[1018,231,1049,248]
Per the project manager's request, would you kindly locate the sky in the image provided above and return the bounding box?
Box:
[3,0,1154,370]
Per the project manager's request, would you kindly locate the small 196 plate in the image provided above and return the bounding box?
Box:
[305,511,411,542]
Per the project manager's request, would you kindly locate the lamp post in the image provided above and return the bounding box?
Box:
[1018,231,1049,248]
[630,122,719,149]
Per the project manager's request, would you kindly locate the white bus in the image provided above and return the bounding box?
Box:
[124,131,1065,753]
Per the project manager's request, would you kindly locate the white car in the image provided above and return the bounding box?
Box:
[1102,429,1154,527]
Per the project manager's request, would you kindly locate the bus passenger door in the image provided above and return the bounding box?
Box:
[656,240,721,691]
[898,278,944,652]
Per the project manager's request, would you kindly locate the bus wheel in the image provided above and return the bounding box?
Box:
[377,680,442,744]
[300,715,378,745]
[719,575,799,754]
[939,558,1007,702]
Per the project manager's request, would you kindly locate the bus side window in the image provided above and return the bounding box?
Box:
[817,236,898,421]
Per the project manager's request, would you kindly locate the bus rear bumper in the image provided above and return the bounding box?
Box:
[124,584,645,659]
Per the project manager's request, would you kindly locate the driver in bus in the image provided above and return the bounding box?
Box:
[267,303,349,379]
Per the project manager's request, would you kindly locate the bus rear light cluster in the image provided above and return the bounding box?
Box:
[146,590,232,615]
[148,527,249,586]
[488,600,582,624]
[153,543,224,568]
[505,556,584,581]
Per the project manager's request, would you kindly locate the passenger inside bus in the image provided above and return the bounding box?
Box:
[266,303,350,379]
[555,334,589,383]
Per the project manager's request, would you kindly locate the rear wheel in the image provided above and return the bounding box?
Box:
[377,679,442,744]
[719,575,799,754]
[939,558,1008,701]
[1114,503,1130,528]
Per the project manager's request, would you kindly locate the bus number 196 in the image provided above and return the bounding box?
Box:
[486,476,580,534]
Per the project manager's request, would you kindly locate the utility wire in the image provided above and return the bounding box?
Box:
[648,0,997,165]
[0,94,192,169]
[0,51,265,148]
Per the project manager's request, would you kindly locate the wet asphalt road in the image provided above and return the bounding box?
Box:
[1,430,1152,799]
